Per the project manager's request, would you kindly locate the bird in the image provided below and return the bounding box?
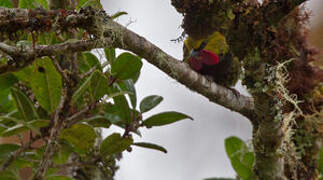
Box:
[183,31,241,88]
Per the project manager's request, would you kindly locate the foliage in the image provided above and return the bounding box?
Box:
[0,0,192,179]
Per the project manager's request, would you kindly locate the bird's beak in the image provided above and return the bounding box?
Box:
[189,49,200,58]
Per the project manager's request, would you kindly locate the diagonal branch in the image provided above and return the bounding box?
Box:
[103,20,255,120]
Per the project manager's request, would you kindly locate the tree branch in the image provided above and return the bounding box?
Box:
[33,88,67,180]
[0,39,108,74]
[0,7,255,120]
[103,20,255,120]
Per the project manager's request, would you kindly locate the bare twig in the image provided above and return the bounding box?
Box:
[51,56,69,82]
[66,103,97,127]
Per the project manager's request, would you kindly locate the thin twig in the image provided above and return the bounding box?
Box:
[51,56,69,82]
[33,88,67,180]
[0,137,40,172]
[66,103,97,127]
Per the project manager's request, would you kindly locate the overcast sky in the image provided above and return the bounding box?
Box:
[101,1,321,180]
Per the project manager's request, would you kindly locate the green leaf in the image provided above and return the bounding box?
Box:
[225,136,246,158]
[118,80,137,109]
[72,75,92,103]
[111,11,128,19]
[0,74,17,90]
[111,52,143,80]
[13,66,32,84]
[89,70,110,101]
[0,0,13,8]
[47,176,74,180]
[139,95,163,113]
[0,144,20,159]
[78,52,101,73]
[82,115,111,128]
[113,95,131,124]
[225,136,254,180]
[229,157,253,180]
[11,87,39,121]
[59,124,97,154]
[0,89,14,113]
[100,133,133,157]
[104,48,116,64]
[133,142,167,153]
[72,70,114,103]
[0,170,17,180]
[80,0,102,9]
[19,0,35,8]
[142,111,192,128]
[1,120,49,137]
[30,58,62,113]
[318,146,323,174]
[76,0,89,9]
[104,112,123,125]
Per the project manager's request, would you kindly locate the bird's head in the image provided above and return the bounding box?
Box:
[186,40,219,71]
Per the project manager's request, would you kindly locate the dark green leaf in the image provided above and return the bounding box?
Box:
[111,52,143,80]
[53,147,71,165]
[104,48,116,64]
[0,0,13,8]
[230,157,253,180]
[118,80,137,109]
[76,0,89,9]
[1,123,27,137]
[19,0,35,8]
[78,52,101,73]
[82,115,111,128]
[1,120,49,137]
[139,95,163,113]
[111,11,128,19]
[0,89,14,113]
[100,133,133,157]
[104,112,123,124]
[131,71,141,84]
[59,124,97,154]
[0,170,17,180]
[47,176,74,180]
[318,146,323,174]
[80,0,102,9]
[89,70,110,101]
[0,74,17,90]
[113,95,131,124]
[0,144,20,159]
[72,75,92,103]
[30,58,62,113]
[13,66,32,84]
[11,87,39,121]
[142,111,192,128]
[133,142,167,153]
[29,119,50,128]
[225,136,254,180]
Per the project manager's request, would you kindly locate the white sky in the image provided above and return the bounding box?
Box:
[101,1,321,180]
